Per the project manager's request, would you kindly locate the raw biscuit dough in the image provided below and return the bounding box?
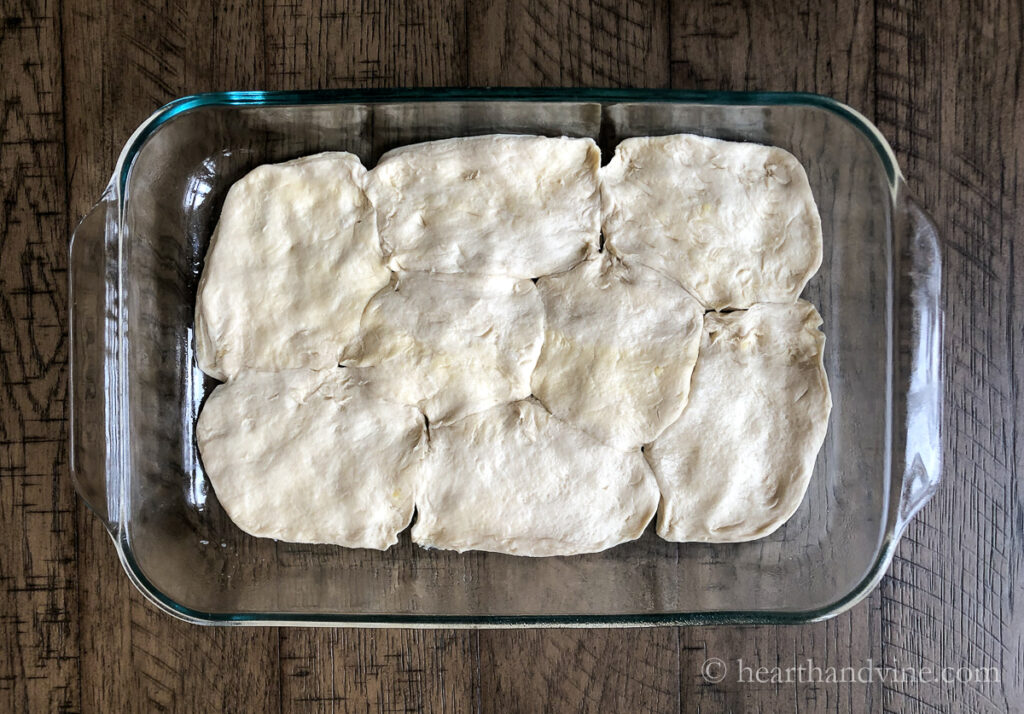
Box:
[345,272,544,424]
[196,369,425,549]
[366,135,601,278]
[645,301,832,542]
[601,134,823,310]
[532,255,704,451]
[195,152,389,380]
[412,399,660,556]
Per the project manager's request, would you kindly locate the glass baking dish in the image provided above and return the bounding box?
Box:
[68,89,943,627]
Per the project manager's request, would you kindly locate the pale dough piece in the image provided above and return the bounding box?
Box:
[196,369,425,549]
[344,272,544,425]
[366,135,601,278]
[412,399,660,556]
[646,301,832,542]
[195,152,389,381]
[601,134,823,310]
[532,255,704,451]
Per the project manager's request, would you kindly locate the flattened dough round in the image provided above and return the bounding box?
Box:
[601,134,823,310]
[532,255,704,451]
[646,301,832,542]
[195,152,389,380]
[412,399,660,556]
[196,369,425,549]
[366,135,601,278]
[345,272,544,425]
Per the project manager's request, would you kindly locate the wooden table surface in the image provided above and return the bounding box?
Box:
[2,0,1021,711]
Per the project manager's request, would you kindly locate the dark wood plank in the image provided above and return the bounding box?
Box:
[265,0,468,90]
[670,0,875,110]
[60,2,280,712]
[0,1,79,712]
[467,0,670,87]
[668,3,879,712]
[875,1,1024,712]
[280,629,478,713]
[185,0,266,91]
[477,629,679,713]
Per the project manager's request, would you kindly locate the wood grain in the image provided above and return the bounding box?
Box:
[265,0,468,90]
[670,0,874,107]
[467,0,670,87]
[1,1,78,712]
[1,0,1021,712]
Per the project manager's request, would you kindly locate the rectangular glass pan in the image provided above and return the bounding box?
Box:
[68,89,942,626]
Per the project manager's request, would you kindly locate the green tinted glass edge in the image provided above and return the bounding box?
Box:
[116,88,901,194]
[119,527,906,627]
